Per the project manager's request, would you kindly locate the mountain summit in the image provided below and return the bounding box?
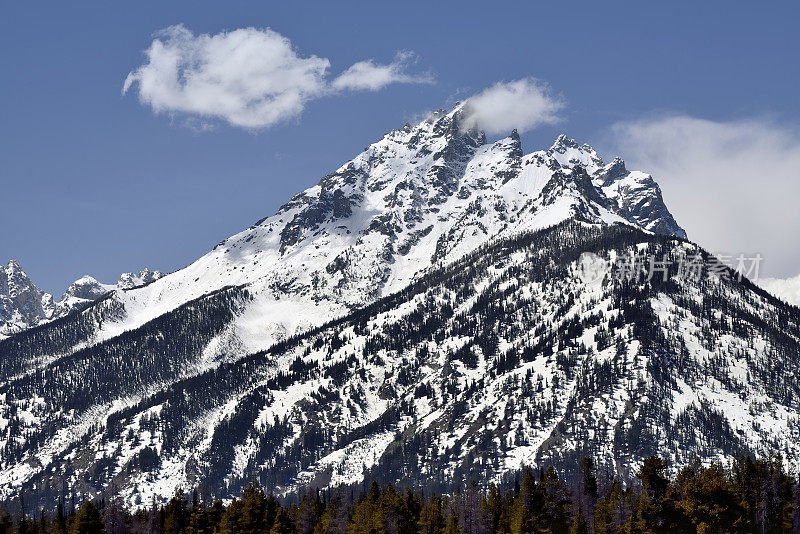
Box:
[6,105,797,512]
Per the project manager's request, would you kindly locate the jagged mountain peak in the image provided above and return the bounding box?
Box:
[548,134,595,157]
[596,156,628,186]
[3,259,36,292]
[535,136,686,239]
[4,259,23,273]
[549,133,580,151]
[2,104,684,345]
[546,134,604,173]
[0,259,50,336]
[58,105,686,366]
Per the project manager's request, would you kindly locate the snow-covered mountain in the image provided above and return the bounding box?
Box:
[4,102,799,511]
[0,263,163,336]
[17,104,680,356]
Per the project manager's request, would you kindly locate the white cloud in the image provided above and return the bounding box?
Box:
[609,115,800,278]
[123,25,431,129]
[460,78,564,135]
[757,275,800,307]
[332,51,432,91]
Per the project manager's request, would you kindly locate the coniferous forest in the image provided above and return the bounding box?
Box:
[5,455,800,534]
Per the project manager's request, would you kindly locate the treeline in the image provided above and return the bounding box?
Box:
[4,455,800,534]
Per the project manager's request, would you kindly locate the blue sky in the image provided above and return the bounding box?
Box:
[3,0,800,294]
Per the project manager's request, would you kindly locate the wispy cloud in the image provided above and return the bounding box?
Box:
[609,115,800,278]
[332,51,433,91]
[460,78,565,135]
[123,25,432,130]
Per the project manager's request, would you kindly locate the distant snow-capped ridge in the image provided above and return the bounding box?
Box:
[0,262,163,336]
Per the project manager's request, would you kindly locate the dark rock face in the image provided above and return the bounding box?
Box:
[595,157,628,187]
[426,110,485,205]
[280,187,359,253]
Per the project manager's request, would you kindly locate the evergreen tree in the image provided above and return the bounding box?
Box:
[443,511,461,534]
[161,491,187,534]
[269,509,296,534]
[627,456,669,532]
[145,497,160,534]
[418,494,446,534]
[295,490,322,534]
[576,458,598,532]
[102,486,125,534]
[594,479,628,534]
[70,503,104,534]
[0,508,13,534]
[239,485,268,534]
[15,454,800,534]
[674,463,740,533]
[569,508,588,534]
[56,499,67,534]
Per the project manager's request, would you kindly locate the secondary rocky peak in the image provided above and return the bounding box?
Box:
[546,135,603,172]
[61,275,111,301]
[2,260,41,300]
[5,258,22,272]
[503,129,524,158]
[3,259,34,293]
[595,156,628,187]
[549,134,580,153]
